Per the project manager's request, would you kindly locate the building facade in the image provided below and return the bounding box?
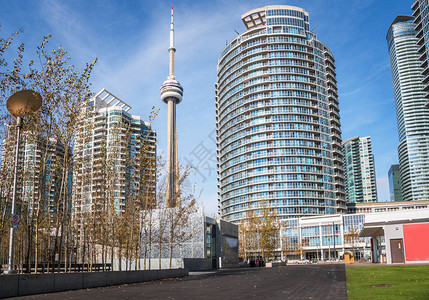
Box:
[1,131,69,222]
[280,214,369,262]
[388,164,402,202]
[72,89,156,236]
[412,0,429,106]
[216,5,345,223]
[360,208,429,264]
[281,201,429,263]
[139,208,239,270]
[342,136,377,203]
[387,16,429,201]
[346,199,429,214]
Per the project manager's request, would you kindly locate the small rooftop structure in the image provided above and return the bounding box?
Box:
[93,88,131,112]
[390,15,414,26]
[241,5,308,30]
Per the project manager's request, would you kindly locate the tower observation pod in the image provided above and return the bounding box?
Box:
[160,5,183,208]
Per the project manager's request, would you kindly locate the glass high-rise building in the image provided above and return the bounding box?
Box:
[342,136,378,203]
[72,89,156,234]
[216,5,345,223]
[387,16,429,201]
[1,132,69,221]
[388,164,402,202]
[412,0,429,106]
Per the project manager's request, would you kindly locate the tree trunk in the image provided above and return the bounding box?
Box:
[34,222,38,274]
[118,246,122,271]
[64,228,68,272]
[57,230,63,273]
[158,235,162,270]
[26,222,32,273]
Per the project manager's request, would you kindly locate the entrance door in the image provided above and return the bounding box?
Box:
[390,239,405,263]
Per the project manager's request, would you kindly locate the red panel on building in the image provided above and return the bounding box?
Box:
[403,223,429,261]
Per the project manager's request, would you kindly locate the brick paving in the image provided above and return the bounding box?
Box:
[17,264,347,300]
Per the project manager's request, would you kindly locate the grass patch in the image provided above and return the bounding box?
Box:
[346,265,429,300]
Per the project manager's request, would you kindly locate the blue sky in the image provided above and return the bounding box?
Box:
[0,0,413,215]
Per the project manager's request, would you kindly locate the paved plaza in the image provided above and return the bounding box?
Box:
[17,264,347,300]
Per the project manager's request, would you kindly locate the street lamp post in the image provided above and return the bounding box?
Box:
[4,90,42,275]
[333,222,336,261]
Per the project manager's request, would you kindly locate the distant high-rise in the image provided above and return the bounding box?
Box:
[388,164,402,202]
[72,89,156,235]
[412,0,429,106]
[387,16,429,201]
[1,132,68,221]
[342,136,378,203]
[160,6,183,208]
[216,5,345,223]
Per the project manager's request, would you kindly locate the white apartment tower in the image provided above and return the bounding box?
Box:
[387,16,429,201]
[1,132,68,221]
[72,89,156,235]
[216,6,346,223]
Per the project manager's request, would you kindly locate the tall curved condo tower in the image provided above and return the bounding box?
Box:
[161,6,183,207]
[387,16,429,201]
[412,0,429,106]
[216,5,345,223]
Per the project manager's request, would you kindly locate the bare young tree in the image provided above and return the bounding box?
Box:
[1,28,96,273]
[238,202,279,263]
[344,226,361,258]
[239,210,258,262]
[166,166,198,269]
[258,203,279,262]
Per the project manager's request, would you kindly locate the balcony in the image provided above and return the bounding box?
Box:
[418,43,426,54]
[412,0,419,12]
[419,51,427,64]
[423,72,429,84]
[422,64,429,75]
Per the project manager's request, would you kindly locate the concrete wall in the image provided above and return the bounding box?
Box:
[266,262,287,268]
[384,222,429,264]
[218,219,238,237]
[112,258,213,271]
[403,223,429,263]
[136,258,212,271]
[385,224,404,264]
[0,269,188,298]
[183,258,212,271]
[217,220,239,268]
[113,258,184,271]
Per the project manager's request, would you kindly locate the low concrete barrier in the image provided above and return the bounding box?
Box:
[0,275,18,298]
[0,269,188,298]
[271,262,287,267]
[143,269,159,282]
[183,258,212,271]
[20,274,55,295]
[54,273,84,292]
[125,271,144,284]
[106,271,127,286]
[83,272,107,289]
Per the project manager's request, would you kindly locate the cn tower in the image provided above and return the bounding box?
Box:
[160,6,183,208]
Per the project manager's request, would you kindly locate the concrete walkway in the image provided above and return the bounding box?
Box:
[16,264,347,300]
